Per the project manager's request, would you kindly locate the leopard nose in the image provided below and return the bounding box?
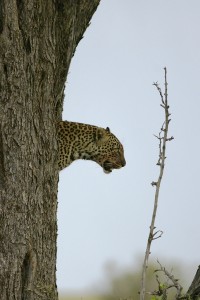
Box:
[121,158,126,167]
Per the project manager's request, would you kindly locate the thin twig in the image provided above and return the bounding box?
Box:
[155,260,183,299]
[140,67,173,300]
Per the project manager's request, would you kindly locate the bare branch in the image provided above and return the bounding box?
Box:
[155,260,183,299]
[140,67,173,300]
[153,81,165,104]
[152,230,163,240]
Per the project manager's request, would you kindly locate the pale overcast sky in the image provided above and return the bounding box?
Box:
[57,0,200,293]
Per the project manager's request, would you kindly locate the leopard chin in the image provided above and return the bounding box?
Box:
[102,158,126,174]
[103,168,112,174]
[102,161,115,174]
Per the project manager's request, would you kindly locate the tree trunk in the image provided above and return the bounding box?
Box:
[187,266,200,300]
[0,1,100,299]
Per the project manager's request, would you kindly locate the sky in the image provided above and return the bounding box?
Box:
[57,0,200,294]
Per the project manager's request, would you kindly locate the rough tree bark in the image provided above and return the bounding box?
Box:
[0,0,100,299]
[188,266,200,300]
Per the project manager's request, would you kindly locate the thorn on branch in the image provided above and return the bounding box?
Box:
[149,226,156,230]
[166,136,174,141]
[151,181,157,187]
[153,81,158,86]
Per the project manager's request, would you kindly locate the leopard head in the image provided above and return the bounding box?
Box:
[58,121,126,173]
[85,126,126,174]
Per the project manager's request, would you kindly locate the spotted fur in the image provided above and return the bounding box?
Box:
[58,121,126,173]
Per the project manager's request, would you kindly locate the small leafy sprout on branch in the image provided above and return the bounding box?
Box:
[150,260,183,300]
[140,67,174,300]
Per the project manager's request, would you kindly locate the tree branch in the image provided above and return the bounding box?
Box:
[154,260,183,299]
[140,67,173,300]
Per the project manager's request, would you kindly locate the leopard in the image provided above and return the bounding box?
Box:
[58,121,126,173]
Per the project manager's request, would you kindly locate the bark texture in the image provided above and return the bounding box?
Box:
[188,266,200,300]
[0,0,100,299]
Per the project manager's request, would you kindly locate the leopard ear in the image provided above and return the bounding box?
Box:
[106,127,110,133]
[95,128,109,144]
